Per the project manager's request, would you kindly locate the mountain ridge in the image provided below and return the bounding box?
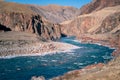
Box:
[78,0,120,15]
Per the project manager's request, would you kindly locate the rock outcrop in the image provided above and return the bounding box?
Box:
[0,1,61,40]
[78,0,120,15]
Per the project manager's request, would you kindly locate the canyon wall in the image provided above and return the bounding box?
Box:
[60,0,120,52]
[61,6,120,36]
[53,0,120,79]
[0,1,61,41]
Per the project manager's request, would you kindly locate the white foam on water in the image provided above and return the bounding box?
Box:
[41,60,48,62]
[73,40,81,43]
[74,62,84,66]
[94,43,102,46]
[94,62,98,64]
[91,55,97,58]
[78,63,84,65]
[86,61,92,64]
[51,60,57,62]
[66,52,75,55]
[27,60,32,63]
[102,55,112,59]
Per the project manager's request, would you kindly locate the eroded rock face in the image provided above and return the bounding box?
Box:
[0,12,61,40]
[61,6,120,37]
[0,1,61,41]
[95,12,120,34]
[78,0,120,15]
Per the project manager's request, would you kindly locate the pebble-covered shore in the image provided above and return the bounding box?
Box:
[0,41,80,58]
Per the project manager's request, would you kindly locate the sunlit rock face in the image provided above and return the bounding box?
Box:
[61,6,120,35]
[0,1,61,40]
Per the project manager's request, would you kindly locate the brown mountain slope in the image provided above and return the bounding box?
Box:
[29,4,78,23]
[78,0,120,15]
[0,1,34,14]
[0,1,61,41]
[61,5,120,37]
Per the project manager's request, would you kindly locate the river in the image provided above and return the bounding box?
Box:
[0,37,114,80]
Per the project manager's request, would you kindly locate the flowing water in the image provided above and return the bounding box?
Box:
[0,37,114,80]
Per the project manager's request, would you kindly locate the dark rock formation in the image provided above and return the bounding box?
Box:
[0,24,11,32]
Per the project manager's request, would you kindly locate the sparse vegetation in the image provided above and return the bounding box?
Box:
[0,1,35,14]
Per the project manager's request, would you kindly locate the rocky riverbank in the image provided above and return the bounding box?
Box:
[52,56,120,80]
[0,40,80,58]
[0,31,80,58]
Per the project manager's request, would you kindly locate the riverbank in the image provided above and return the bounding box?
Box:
[79,36,120,56]
[52,55,120,80]
[0,31,80,58]
[0,41,80,58]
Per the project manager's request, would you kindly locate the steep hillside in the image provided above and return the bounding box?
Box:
[52,3,120,80]
[78,0,120,15]
[0,1,61,41]
[61,5,120,39]
[29,5,78,23]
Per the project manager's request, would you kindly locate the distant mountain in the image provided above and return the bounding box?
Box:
[29,4,78,23]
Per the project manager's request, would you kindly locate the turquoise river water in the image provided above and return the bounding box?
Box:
[0,37,114,80]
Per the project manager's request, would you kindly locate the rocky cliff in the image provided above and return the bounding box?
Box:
[78,0,120,15]
[61,5,120,46]
[0,1,61,41]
